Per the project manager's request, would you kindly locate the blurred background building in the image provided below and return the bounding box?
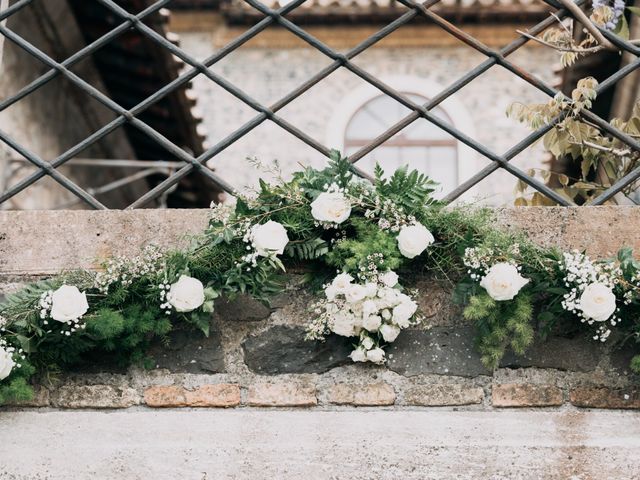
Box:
[1,0,565,208]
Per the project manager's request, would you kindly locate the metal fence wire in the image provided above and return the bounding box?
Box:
[1,0,640,209]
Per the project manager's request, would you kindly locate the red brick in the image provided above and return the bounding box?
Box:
[492,383,563,407]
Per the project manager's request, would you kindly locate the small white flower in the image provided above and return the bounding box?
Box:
[50,285,89,323]
[380,271,399,287]
[349,347,367,362]
[167,275,205,312]
[250,221,289,257]
[311,192,352,224]
[480,263,529,301]
[392,300,418,328]
[579,283,616,322]
[380,323,401,342]
[363,315,382,332]
[361,336,375,350]
[0,347,15,381]
[366,347,386,364]
[397,223,434,259]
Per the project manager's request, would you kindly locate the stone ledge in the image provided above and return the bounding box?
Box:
[492,384,564,408]
[144,384,241,408]
[3,207,639,276]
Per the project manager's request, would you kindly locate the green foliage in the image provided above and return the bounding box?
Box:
[0,377,34,405]
[464,292,535,369]
[285,237,329,261]
[324,218,403,275]
[630,354,640,374]
[374,164,439,216]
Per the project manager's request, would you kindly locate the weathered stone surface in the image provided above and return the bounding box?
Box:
[570,386,640,409]
[492,384,563,407]
[0,210,209,276]
[247,382,317,407]
[2,410,640,479]
[500,335,602,372]
[493,206,640,259]
[404,384,484,406]
[610,343,640,376]
[242,326,352,374]
[387,327,491,377]
[327,382,395,406]
[413,280,448,319]
[51,385,140,409]
[144,384,240,408]
[215,294,273,322]
[148,328,225,374]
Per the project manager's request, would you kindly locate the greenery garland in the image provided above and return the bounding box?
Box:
[1,152,639,405]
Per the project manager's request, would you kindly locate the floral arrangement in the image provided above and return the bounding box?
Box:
[1,152,639,405]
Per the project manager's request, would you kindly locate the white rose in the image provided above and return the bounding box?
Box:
[330,312,359,337]
[361,336,375,350]
[50,285,89,323]
[168,275,205,312]
[580,283,616,322]
[311,192,351,224]
[345,284,367,303]
[380,324,401,343]
[397,223,434,259]
[250,221,289,256]
[480,263,529,301]
[366,347,386,364]
[381,309,392,321]
[349,347,366,362]
[392,299,418,328]
[380,271,399,287]
[330,272,353,293]
[0,348,15,381]
[363,315,382,332]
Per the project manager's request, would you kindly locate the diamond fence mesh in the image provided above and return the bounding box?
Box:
[0,0,639,209]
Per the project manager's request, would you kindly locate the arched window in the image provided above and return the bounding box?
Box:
[326,76,478,199]
[344,93,458,193]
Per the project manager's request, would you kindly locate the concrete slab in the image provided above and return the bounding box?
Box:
[0,409,638,479]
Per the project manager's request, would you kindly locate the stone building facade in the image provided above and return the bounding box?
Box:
[0,0,560,208]
[170,0,560,204]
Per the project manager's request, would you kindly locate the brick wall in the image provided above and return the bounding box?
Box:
[0,207,638,411]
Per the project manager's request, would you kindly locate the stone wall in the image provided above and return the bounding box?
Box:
[172,18,558,205]
[0,207,638,412]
